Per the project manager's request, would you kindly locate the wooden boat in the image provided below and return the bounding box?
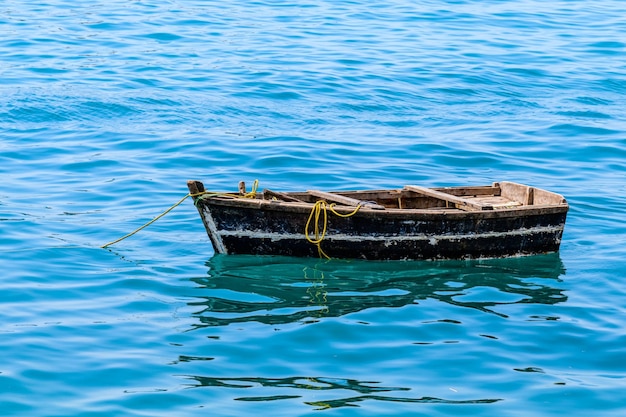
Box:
[187,180,568,261]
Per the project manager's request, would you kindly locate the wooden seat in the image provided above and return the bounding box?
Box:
[404,185,494,211]
[307,190,386,210]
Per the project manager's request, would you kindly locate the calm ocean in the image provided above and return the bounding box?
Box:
[1,0,626,415]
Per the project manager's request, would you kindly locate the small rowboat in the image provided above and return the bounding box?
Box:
[187,180,568,261]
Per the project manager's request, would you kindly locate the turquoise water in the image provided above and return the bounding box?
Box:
[1,0,626,415]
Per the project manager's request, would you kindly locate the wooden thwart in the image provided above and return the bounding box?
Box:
[307,190,386,210]
[263,189,305,203]
[404,185,493,211]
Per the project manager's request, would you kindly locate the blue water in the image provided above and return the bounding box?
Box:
[1,0,626,415]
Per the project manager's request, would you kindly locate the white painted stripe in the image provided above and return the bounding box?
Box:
[202,207,228,253]
[217,225,564,245]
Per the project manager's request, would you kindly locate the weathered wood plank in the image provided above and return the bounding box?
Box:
[263,189,306,203]
[306,190,386,210]
[404,185,493,211]
[432,186,500,197]
[187,180,206,195]
[525,187,535,205]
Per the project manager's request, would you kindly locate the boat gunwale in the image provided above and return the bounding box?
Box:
[192,182,567,211]
[194,192,569,219]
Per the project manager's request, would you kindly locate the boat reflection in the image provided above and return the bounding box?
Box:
[187,253,566,329]
[182,375,501,408]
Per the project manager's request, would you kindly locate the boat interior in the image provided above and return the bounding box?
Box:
[262,182,567,211]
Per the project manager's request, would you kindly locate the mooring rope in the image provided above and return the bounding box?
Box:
[101,179,362,257]
[100,193,195,249]
[305,200,362,259]
[100,180,259,249]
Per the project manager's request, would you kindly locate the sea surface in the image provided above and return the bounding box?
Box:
[1,0,626,415]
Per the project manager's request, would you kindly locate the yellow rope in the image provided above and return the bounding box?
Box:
[100,180,259,249]
[101,193,193,249]
[304,201,361,259]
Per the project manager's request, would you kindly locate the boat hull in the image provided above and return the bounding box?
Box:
[191,187,568,260]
